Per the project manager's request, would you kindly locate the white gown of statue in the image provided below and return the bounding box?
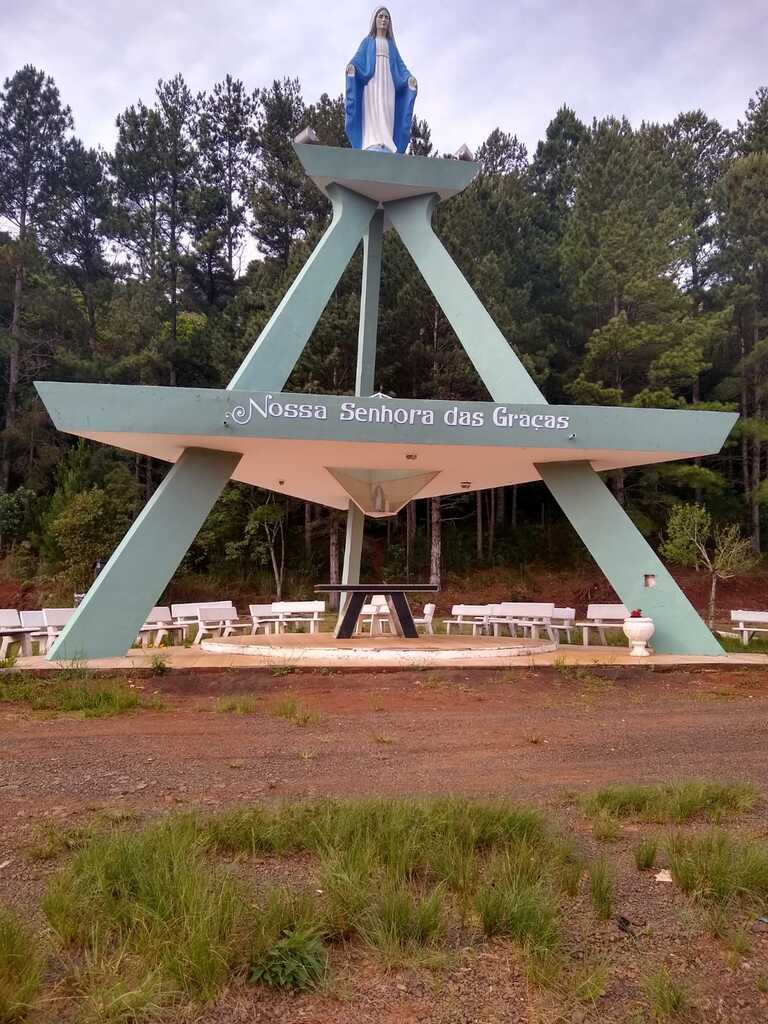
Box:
[362,36,396,152]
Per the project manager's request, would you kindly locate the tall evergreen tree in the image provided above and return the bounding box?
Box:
[0,65,72,489]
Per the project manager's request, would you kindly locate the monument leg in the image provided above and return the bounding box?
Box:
[538,462,723,655]
[386,194,721,656]
[47,449,241,661]
[340,210,385,616]
[48,186,379,660]
[385,194,546,405]
[229,185,379,391]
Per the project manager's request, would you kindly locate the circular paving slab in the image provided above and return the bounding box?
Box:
[201,633,558,668]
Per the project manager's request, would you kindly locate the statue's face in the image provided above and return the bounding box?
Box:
[375,9,390,33]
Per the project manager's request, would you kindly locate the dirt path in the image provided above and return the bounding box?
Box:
[3,665,768,825]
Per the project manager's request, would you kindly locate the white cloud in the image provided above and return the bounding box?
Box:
[0,0,764,156]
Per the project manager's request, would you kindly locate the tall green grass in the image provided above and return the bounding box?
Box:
[584,780,758,824]
[666,831,768,907]
[0,906,42,1023]
[0,673,160,717]
[43,820,241,1001]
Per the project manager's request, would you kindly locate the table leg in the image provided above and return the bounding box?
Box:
[387,592,419,639]
[335,591,367,639]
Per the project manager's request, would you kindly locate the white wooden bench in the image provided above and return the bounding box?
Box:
[0,609,35,659]
[42,608,75,650]
[413,602,436,635]
[137,606,185,647]
[445,604,493,635]
[552,607,576,643]
[19,611,47,653]
[192,603,240,644]
[730,610,768,646]
[271,601,326,633]
[221,604,281,637]
[357,594,390,634]
[576,604,629,646]
[489,602,557,642]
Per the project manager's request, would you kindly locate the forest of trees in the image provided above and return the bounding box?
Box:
[1,63,767,598]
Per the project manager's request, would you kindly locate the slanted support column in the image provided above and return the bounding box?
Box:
[230,185,379,391]
[49,186,379,661]
[48,449,241,661]
[341,210,384,605]
[537,462,723,655]
[385,193,546,405]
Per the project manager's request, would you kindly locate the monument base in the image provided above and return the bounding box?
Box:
[200,633,557,668]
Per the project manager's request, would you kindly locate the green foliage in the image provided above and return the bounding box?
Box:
[0,906,42,1023]
[214,694,260,714]
[666,831,768,907]
[584,780,758,823]
[588,858,614,920]
[0,672,152,717]
[249,888,327,991]
[635,838,658,871]
[642,967,689,1019]
[42,820,242,1000]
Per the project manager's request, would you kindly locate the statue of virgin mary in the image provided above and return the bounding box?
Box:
[345,7,417,154]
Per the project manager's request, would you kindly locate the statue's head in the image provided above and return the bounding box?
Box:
[369,7,393,38]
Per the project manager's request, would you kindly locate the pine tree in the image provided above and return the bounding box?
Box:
[0,65,72,489]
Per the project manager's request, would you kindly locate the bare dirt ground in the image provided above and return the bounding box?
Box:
[3,664,768,1021]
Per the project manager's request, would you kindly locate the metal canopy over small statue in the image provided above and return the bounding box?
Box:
[345,7,417,153]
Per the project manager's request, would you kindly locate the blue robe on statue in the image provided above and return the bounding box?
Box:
[345,35,416,154]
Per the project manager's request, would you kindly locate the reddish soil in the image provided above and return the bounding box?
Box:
[2,664,768,1021]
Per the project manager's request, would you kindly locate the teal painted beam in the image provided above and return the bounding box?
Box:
[46,183,378,660]
[538,461,723,655]
[229,184,378,392]
[47,449,241,661]
[341,501,366,591]
[385,194,547,405]
[355,210,384,396]
[343,211,385,593]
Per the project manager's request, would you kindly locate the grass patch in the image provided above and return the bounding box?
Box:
[634,837,658,871]
[589,858,614,920]
[666,831,768,907]
[0,906,42,1023]
[358,881,445,965]
[270,697,321,726]
[584,780,758,824]
[591,811,621,843]
[43,819,242,1003]
[25,821,96,862]
[642,967,689,1019]
[249,888,327,991]
[215,694,261,715]
[0,673,162,718]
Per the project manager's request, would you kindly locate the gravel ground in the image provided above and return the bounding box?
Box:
[2,663,768,1021]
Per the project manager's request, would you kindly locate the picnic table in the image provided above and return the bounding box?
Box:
[315,584,439,639]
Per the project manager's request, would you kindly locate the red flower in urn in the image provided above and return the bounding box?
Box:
[630,609,642,617]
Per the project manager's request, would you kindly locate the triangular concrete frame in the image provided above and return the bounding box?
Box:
[43,145,728,659]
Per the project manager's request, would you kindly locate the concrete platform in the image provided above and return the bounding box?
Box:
[4,642,767,673]
[200,633,558,668]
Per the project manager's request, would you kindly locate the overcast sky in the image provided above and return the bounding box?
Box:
[1,0,765,157]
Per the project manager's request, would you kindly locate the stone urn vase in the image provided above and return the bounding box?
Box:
[623,614,655,657]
